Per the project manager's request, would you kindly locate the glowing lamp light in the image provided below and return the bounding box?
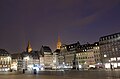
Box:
[104,54,107,57]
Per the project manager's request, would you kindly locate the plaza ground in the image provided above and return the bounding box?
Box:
[0,70,120,79]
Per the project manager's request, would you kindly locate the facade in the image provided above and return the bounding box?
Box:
[2,32,120,71]
[0,49,11,71]
[76,42,101,69]
[93,42,101,65]
[53,49,60,69]
[58,42,80,69]
[10,42,54,71]
[22,51,40,71]
[99,32,120,69]
[40,46,53,69]
[11,53,22,71]
[20,42,40,71]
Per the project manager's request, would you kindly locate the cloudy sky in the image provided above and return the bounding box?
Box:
[0,0,120,53]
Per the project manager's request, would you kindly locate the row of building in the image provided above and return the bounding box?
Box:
[0,32,120,71]
[58,32,120,70]
[0,43,54,72]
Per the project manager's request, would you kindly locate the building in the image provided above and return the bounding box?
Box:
[0,49,11,71]
[53,49,60,69]
[22,51,40,72]
[99,32,120,69]
[93,42,101,66]
[52,37,62,69]
[21,42,40,72]
[20,42,54,71]
[40,46,53,69]
[58,45,65,69]
[76,42,101,69]
[11,53,22,71]
[58,42,80,69]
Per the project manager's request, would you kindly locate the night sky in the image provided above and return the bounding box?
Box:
[0,0,120,53]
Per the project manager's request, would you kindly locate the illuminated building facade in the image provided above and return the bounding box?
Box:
[93,42,101,65]
[99,32,120,69]
[11,53,22,71]
[19,42,40,71]
[19,43,54,71]
[76,42,101,69]
[53,49,60,69]
[0,49,11,71]
[22,51,40,71]
[40,46,53,69]
[58,42,80,69]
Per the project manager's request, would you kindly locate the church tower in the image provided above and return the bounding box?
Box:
[26,41,32,53]
[57,36,61,49]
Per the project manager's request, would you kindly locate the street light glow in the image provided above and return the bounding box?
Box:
[104,54,107,57]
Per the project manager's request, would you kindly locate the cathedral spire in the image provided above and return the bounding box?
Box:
[26,41,32,53]
[57,36,61,49]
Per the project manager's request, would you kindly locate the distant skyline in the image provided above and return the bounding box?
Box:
[0,0,120,53]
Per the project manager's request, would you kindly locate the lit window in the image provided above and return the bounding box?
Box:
[111,57,116,61]
[118,63,120,66]
[117,57,120,61]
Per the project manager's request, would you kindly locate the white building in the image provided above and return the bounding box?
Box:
[40,46,53,69]
[0,49,11,71]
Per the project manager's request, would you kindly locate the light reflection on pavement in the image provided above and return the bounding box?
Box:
[0,70,120,79]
